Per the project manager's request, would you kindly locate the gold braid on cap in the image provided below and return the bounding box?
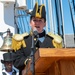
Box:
[35,2,45,18]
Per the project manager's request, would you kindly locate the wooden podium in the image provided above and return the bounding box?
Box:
[22,48,75,75]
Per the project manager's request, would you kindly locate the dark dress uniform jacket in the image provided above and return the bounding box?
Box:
[13,31,55,75]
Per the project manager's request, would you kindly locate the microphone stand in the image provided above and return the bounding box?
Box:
[30,30,39,75]
[30,33,35,75]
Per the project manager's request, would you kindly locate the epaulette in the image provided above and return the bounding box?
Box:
[13,33,29,41]
[12,33,29,51]
[48,32,62,43]
[48,32,62,48]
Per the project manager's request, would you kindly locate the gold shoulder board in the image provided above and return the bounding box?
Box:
[13,33,29,41]
[12,33,29,51]
[48,32,62,44]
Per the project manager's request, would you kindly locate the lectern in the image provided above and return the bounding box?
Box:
[22,48,75,75]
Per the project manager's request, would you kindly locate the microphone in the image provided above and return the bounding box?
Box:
[33,29,39,38]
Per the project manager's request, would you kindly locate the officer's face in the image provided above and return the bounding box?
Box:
[30,17,46,33]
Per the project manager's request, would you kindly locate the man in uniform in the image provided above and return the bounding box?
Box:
[12,2,62,75]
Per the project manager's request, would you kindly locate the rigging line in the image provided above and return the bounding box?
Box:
[60,0,66,48]
[18,10,24,33]
[18,20,23,33]
[14,0,19,33]
[55,0,60,35]
[51,0,56,34]
[18,18,25,33]
[20,10,26,32]
[43,0,48,33]
[57,0,61,35]
[15,16,22,33]
[23,11,30,33]
[47,0,50,33]
[59,0,64,36]
[31,0,32,8]
[53,0,58,34]
[14,16,19,33]
[51,0,54,33]
[72,0,75,14]
[47,1,51,33]
[72,0,75,26]
[23,11,27,29]
[49,0,54,33]
[17,20,23,33]
[68,0,75,43]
